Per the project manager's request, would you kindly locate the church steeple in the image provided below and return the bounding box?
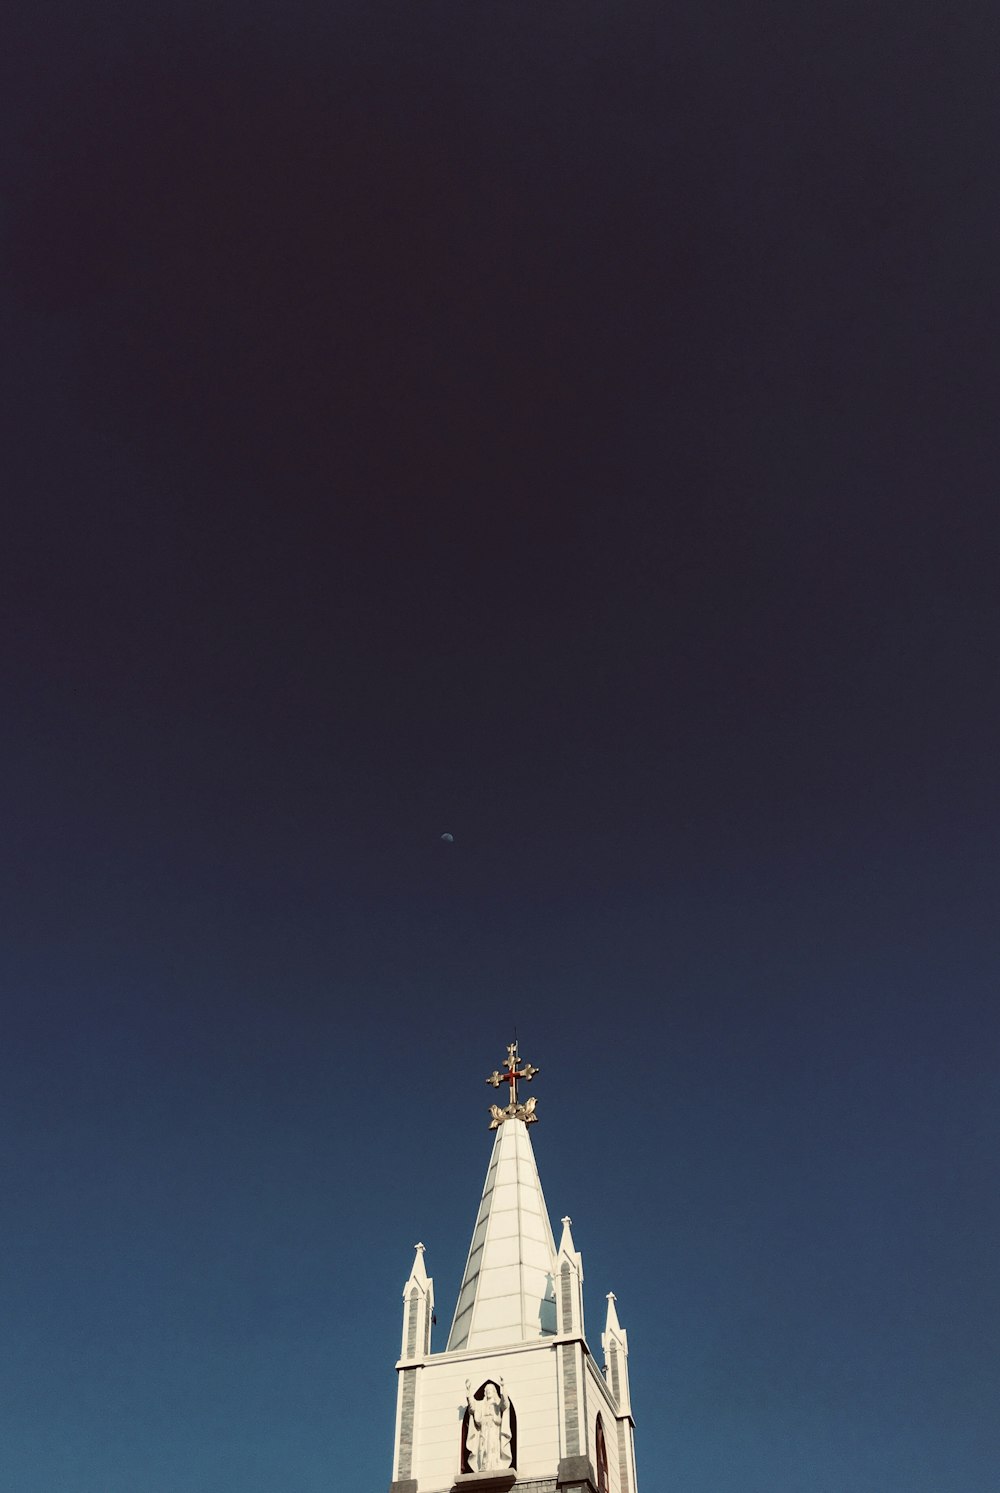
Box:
[446,1092,558,1351]
[388,1041,639,1493]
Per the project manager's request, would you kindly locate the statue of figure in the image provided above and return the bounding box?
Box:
[464,1378,511,1471]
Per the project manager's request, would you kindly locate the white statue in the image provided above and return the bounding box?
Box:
[464,1377,511,1471]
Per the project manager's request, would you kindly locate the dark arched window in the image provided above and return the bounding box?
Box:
[595,1414,609,1493]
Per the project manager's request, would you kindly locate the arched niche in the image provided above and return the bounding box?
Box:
[460,1379,517,1474]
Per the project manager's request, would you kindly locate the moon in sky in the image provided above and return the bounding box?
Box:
[440,832,454,843]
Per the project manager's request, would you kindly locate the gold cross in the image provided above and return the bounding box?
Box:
[485,1039,540,1127]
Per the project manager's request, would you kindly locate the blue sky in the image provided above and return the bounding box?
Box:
[2,3,998,1490]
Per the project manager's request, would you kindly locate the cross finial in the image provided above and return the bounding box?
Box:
[485,1038,540,1128]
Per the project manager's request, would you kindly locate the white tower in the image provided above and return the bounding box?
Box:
[388,1042,639,1493]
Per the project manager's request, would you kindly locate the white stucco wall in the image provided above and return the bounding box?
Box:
[584,1354,624,1493]
[407,1341,561,1490]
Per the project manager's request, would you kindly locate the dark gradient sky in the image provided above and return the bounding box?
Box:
[2,4,999,1491]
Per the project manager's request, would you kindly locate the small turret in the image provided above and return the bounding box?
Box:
[556,1214,585,1338]
[602,1291,631,1417]
[400,1242,434,1361]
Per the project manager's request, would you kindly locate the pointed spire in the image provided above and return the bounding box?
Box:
[602,1290,631,1415]
[556,1211,585,1336]
[407,1242,429,1287]
[400,1243,434,1360]
[604,1290,621,1334]
[446,1112,558,1351]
